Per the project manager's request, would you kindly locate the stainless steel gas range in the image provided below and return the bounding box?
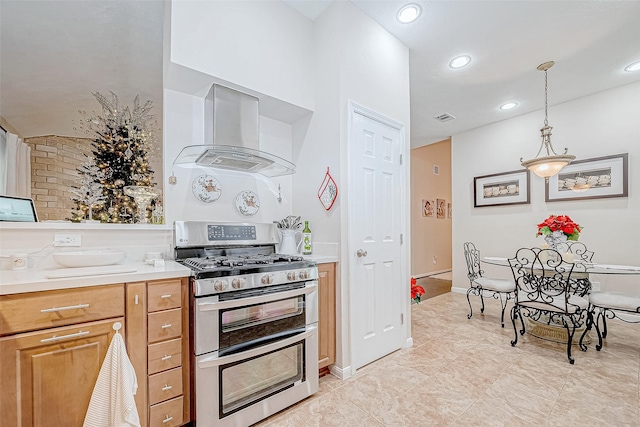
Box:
[174,221,319,427]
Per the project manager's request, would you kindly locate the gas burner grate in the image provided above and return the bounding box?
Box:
[273,254,304,262]
[182,258,219,270]
[181,253,305,272]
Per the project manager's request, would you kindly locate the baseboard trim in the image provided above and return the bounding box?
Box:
[413,269,452,279]
[451,286,467,294]
[329,364,352,380]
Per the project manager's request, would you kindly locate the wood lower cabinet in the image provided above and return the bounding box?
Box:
[317,262,336,374]
[0,277,191,427]
[127,278,190,427]
[0,284,125,427]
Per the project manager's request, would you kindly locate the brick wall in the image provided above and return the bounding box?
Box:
[25,135,94,221]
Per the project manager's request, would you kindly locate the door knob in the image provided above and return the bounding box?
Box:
[356,249,368,258]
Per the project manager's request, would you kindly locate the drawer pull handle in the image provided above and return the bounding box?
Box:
[162,415,173,423]
[41,303,90,313]
[160,294,172,299]
[162,384,173,391]
[161,323,172,329]
[161,354,172,361]
[40,330,89,343]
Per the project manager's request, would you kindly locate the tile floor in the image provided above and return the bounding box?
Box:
[257,292,640,426]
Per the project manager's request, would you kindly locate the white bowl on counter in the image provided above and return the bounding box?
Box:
[52,250,126,268]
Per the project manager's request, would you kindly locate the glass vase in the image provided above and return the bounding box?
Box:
[123,186,158,224]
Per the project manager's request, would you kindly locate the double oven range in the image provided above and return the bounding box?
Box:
[174,221,319,427]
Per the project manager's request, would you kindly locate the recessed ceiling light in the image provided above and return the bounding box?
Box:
[449,55,471,69]
[500,102,518,110]
[625,61,640,72]
[397,4,421,24]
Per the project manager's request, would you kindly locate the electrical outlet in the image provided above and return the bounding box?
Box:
[53,234,82,247]
[433,256,437,264]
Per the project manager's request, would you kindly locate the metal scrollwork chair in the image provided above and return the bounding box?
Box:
[463,242,515,327]
[553,241,595,296]
[580,292,640,351]
[508,247,590,364]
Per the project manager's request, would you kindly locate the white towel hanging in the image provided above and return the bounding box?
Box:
[84,322,141,427]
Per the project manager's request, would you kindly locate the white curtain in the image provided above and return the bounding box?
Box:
[2,132,31,197]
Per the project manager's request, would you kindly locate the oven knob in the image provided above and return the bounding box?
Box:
[299,270,308,280]
[261,274,274,285]
[231,278,246,289]
[287,271,297,281]
[214,280,228,292]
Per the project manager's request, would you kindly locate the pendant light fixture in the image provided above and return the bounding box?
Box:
[521,61,575,179]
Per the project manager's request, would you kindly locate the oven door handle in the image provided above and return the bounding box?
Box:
[197,282,317,312]
[197,324,318,368]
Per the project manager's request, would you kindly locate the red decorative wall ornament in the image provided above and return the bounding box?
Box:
[318,167,338,211]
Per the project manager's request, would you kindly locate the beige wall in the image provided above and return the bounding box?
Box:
[411,139,452,276]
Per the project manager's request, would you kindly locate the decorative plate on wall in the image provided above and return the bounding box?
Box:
[192,175,222,203]
[235,190,260,216]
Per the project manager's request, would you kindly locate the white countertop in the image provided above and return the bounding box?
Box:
[298,242,339,264]
[0,261,191,295]
[303,255,339,264]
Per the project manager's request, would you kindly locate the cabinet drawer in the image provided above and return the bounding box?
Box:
[148,367,183,405]
[148,280,182,313]
[148,309,182,343]
[149,396,184,427]
[148,338,182,374]
[0,284,124,336]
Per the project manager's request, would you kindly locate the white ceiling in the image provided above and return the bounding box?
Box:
[338,0,640,147]
[0,0,164,138]
[2,1,640,150]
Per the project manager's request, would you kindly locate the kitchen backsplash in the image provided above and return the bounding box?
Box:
[0,224,173,270]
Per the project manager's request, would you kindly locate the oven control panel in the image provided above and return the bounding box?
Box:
[175,221,279,248]
[208,225,256,241]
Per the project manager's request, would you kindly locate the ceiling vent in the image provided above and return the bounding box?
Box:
[433,113,456,122]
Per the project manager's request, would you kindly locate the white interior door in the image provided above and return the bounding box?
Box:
[349,103,405,371]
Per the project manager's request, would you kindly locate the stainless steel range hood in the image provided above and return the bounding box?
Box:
[173,85,295,177]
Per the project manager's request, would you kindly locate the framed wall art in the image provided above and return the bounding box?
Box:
[437,199,446,219]
[473,169,530,207]
[422,199,435,217]
[545,153,628,202]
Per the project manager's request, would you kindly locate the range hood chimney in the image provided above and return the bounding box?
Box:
[172,84,295,177]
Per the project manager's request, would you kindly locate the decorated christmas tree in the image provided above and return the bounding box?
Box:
[72,92,158,223]
[69,158,107,221]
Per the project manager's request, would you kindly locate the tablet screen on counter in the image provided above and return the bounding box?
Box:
[0,195,38,222]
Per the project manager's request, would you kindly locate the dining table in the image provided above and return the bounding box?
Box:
[482,256,640,275]
[480,256,640,344]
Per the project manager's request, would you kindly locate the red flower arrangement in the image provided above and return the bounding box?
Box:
[536,214,583,241]
[411,277,425,304]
